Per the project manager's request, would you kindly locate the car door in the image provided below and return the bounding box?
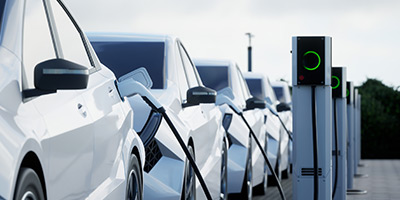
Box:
[47,0,129,193]
[177,42,221,171]
[22,0,94,199]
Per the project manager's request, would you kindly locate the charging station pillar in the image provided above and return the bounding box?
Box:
[346,82,354,189]
[356,95,362,166]
[292,36,332,200]
[353,89,359,174]
[331,67,347,200]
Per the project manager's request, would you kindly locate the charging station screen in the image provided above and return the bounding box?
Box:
[297,37,326,85]
[332,68,343,98]
[347,82,353,104]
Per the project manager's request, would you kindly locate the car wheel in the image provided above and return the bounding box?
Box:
[269,156,282,186]
[282,162,290,179]
[220,139,228,200]
[182,145,196,200]
[253,136,268,195]
[126,154,143,200]
[238,137,252,200]
[14,168,45,200]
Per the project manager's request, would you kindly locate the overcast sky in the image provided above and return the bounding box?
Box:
[65,0,400,88]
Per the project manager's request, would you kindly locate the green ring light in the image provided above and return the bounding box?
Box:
[332,76,340,89]
[303,51,321,71]
[346,89,350,97]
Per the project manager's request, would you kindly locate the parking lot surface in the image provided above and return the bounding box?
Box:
[254,159,400,200]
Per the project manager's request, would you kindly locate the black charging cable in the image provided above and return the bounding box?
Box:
[142,97,212,200]
[274,113,293,141]
[332,98,339,198]
[233,109,286,200]
[311,86,319,200]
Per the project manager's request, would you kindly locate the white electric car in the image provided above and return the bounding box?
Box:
[88,33,228,200]
[194,59,267,199]
[244,73,291,185]
[271,81,293,170]
[0,0,145,200]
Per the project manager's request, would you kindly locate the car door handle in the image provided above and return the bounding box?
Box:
[77,103,87,118]
[108,87,115,98]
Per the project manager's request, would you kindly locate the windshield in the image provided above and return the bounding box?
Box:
[245,79,263,100]
[196,66,229,91]
[273,86,284,102]
[91,41,165,89]
[0,0,5,35]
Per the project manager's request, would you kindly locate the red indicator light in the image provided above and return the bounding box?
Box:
[299,75,305,81]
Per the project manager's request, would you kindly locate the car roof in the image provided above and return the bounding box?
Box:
[86,32,174,43]
[242,72,265,80]
[271,81,289,87]
[193,59,233,67]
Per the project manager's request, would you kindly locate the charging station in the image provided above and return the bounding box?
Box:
[292,36,332,200]
[346,82,355,189]
[331,67,347,200]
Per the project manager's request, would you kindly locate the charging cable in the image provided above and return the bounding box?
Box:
[217,95,286,200]
[311,86,319,200]
[118,79,212,200]
[332,98,339,198]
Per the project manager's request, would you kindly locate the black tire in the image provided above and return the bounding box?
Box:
[253,136,268,195]
[220,139,228,200]
[268,156,282,186]
[181,145,196,200]
[126,154,143,200]
[282,164,290,179]
[238,137,252,200]
[14,168,45,200]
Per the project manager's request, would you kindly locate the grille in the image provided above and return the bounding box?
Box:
[144,138,162,173]
[301,168,322,176]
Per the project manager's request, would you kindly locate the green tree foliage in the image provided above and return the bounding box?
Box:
[358,78,400,158]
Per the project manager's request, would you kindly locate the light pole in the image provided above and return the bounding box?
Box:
[245,33,254,72]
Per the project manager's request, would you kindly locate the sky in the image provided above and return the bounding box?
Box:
[65,0,400,88]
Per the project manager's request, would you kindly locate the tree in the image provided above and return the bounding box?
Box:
[358,79,400,159]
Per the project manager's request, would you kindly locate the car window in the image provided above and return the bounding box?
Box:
[245,79,264,100]
[91,41,165,89]
[49,0,92,67]
[196,66,229,92]
[178,43,199,88]
[23,0,56,90]
[265,79,278,103]
[273,86,284,102]
[0,0,6,34]
[175,43,190,101]
[236,66,251,100]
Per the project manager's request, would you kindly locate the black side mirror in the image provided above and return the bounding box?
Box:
[276,102,291,112]
[23,59,89,98]
[184,86,217,107]
[246,97,266,110]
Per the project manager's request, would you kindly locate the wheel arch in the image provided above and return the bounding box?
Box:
[15,151,47,200]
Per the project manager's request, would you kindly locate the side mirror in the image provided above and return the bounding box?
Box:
[24,59,89,98]
[276,102,291,112]
[184,86,217,107]
[246,97,266,110]
[35,59,89,91]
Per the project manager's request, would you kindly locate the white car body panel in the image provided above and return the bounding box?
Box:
[88,33,226,200]
[0,1,144,199]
